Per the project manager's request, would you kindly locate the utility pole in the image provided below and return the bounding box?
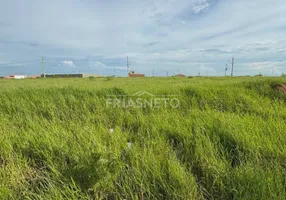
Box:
[163,71,168,77]
[225,64,228,76]
[126,56,129,76]
[152,68,155,77]
[42,56,46,78]
[231,57,234,77]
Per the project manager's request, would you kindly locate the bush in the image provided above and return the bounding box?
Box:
[89,76,95,80]
[106,76,113,81]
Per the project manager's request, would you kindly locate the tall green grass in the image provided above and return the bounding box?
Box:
[0,77,286,199]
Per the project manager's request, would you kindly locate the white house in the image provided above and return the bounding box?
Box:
[14,75,26,79]
[5,75,27,79]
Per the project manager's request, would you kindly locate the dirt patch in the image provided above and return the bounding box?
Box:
[271,83,286,94]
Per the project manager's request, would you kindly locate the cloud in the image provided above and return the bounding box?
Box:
[62,60,74,66]
[192,0,210,14]
[201,48,232,55]
[89,61,106,68]
[89,60,127,71]
[144,41,160,48]
[247,61,285,70]
[237,61,285,76]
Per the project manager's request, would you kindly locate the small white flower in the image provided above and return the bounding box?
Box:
[109,128,114,133]
[127,142,132,149]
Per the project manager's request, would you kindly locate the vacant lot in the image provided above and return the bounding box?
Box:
[0,77,286,199]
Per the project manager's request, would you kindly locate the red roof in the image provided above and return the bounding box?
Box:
[129,73,145,77]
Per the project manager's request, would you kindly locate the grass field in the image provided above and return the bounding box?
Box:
[1,77,286,200]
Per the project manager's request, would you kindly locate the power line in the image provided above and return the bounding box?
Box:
[0,60,40,66]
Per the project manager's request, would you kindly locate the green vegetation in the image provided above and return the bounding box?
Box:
[0,77,286,199]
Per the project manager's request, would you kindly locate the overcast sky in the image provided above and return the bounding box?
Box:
[0,0,285,76]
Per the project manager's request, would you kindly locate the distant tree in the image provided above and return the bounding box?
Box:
[106,76,113,81]
[255,73,263,77]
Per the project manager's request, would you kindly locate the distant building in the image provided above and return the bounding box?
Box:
[0,75,42,79]
[174,74,186,77]
[128,71,145,78]
[82,74,101,78]
[27,75,41,79]
[3,75,27,79]
[41,74,101,78]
